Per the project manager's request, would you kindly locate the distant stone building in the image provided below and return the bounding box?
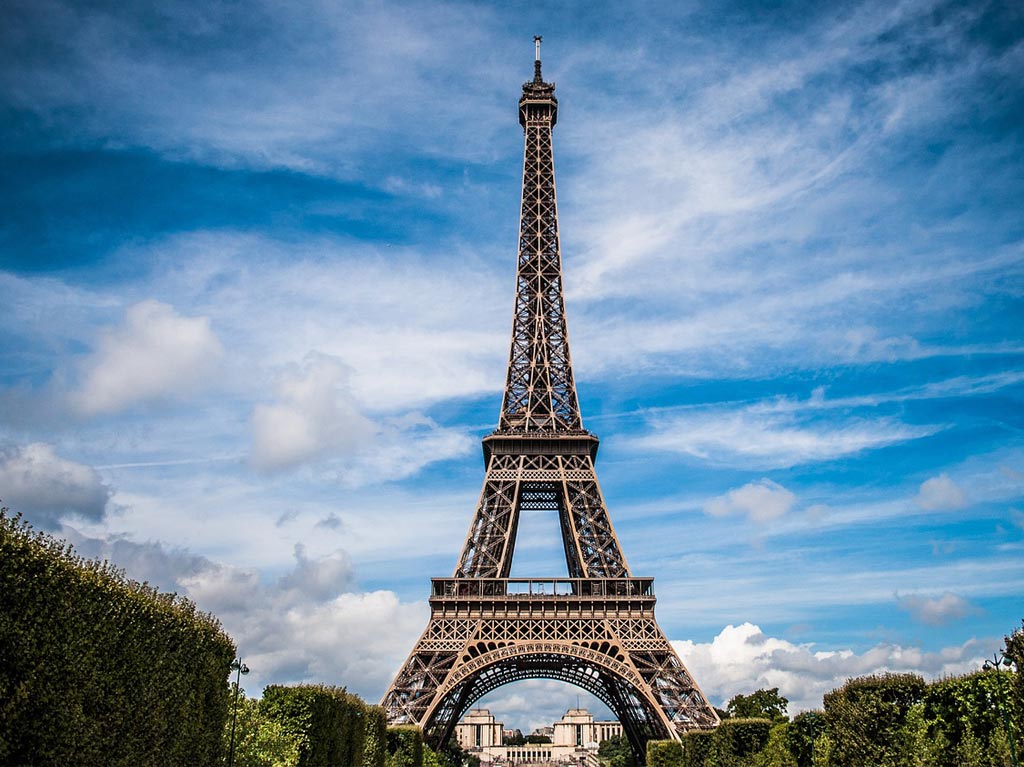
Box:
[455,708,623,765]
[456,709,504,750]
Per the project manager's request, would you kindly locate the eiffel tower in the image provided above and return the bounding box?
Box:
[381,38,719,762]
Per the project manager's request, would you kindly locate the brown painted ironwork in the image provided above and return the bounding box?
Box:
[381,39,719,763]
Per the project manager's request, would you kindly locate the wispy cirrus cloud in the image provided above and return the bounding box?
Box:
[637,407,939,468]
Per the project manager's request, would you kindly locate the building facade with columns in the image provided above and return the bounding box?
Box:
[455,709,623,765]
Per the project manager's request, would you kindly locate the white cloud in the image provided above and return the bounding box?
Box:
[476,680,613,735]
[639,407,939,468]
[249,353,473,479]
[896,592,981,626]
[915,473,968,511]
[251,354,377,471]
[704,479,796,523]
[58,526,426,703]
[0,443,111,528]
[674,622,986,713]
[70,300,223,416]
[179,551,427,701]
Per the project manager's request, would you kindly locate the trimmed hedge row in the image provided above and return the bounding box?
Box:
[647,719,774,767]
[262,684,374,767]
[0,509,236,767]
[386,726,424,767]
[256,685,406,767]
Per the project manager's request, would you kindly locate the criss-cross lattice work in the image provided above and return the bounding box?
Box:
[381,47,719,765]
[454,453,628,579]
[498,62,580,434]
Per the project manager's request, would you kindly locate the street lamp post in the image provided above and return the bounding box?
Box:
[227,658,250,767]
[983,650,1018,767]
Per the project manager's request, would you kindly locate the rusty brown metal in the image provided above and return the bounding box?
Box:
[381,45,719,763]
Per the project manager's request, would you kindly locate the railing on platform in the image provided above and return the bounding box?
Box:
[430,577,655,599]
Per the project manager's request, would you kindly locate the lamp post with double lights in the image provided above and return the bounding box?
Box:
[983,650,1018,767]
[227,658,250,767]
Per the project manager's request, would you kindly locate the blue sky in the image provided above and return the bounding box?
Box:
[1,0,1023,732]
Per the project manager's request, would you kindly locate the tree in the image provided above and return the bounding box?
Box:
[727,688,790,723]
[526,734,552,744]
[787,711,824,767]
[224,689,300,767]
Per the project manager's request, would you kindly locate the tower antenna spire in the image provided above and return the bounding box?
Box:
[533,35,543,82]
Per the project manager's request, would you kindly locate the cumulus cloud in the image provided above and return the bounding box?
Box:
[70,300,223,416]
[0,443,112,528]
[704,479,796,523]
[55,527,425,702]
[251,354,377,470]
[674,622,986,713]
[896,592,981,626]
[477,680,612,735]
[915,473,968,511]
[181,549,425,699]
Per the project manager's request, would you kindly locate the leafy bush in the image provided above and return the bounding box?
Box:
[717,718,772,762]
[681,729,717,767]
[598,733,637,767]
[386,725,423,767]
[225,688,301,767]
[363,705,388,767]
[261,684,366,767]
[786,711,823,767]
[821,672,926,767]
[0,509,235,767]
[753,723,797,767]
[922,670,1016,766]
[646,739,684,767]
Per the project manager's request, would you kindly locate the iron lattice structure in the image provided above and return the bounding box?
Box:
[381,42,719,763]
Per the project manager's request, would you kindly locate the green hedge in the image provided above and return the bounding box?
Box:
[786,711,823,767]
[0,509,235,767]
[363,706,388,767]
[921,670,1017,766]
[717,718,772,760]
[647,739,684,767]
[386,726,423,767]
[821,672,926,767]
[262,684,367,767]
[682,729,717,766]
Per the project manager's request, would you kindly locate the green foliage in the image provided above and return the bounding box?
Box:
[787,711,823,767]
[922,670,1015,766]
[1003,620,1024,759]
[526,733,553,743]
[646,739,684,767]
[261,684,366,767]
[363,706,388,767]
[821,672,926,767]
[753,724,797,767]
[0,509,235,767]
[599,734,637,767]
[681,729,717,767]
[429,736,476,767]
[385,725,423,767]
[717,718,773,763]
[727,689,790,723]
[225,688,301,767]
